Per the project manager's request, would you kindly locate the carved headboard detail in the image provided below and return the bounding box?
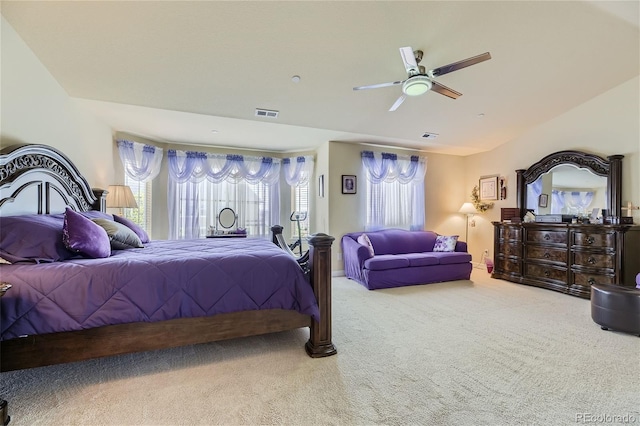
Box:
[0,144,106,215]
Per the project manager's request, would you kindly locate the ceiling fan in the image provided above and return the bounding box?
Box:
[353,47,491,111]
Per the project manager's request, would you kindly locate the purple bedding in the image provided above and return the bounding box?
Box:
[0,238,319,341]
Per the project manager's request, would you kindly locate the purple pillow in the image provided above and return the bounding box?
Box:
[81,210,114,221]
[62,207,111,258]
[636,273,640,289]
[113,214,150,243]
[0,214,73,263]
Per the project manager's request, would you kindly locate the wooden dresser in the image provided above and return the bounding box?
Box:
[492,222,640,298]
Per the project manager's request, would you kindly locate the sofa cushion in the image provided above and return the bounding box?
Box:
[428,252,472,265]
[403,253,440,267]
[364,255,410,271]
[364,229,437,255]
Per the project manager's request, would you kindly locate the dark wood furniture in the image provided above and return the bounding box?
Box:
[0,287,9,426]
[515,150,623,220]
[493,222,640,298]
[493,149,639,298]
[0,143,336,372]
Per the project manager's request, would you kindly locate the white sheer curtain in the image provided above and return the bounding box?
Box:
[282,156,314,186]
[361,151,427,231]
[167,150,280,239]
[116,140,163,182]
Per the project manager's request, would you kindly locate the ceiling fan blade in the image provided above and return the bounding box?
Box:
[389,94,407,112]
[430,81,462,99]
[399,46,419,74]
[353,80,404,91]
[430,52,491,77]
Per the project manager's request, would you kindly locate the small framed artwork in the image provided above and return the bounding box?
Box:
[318,174,325,198]
[479,175,499,201]
[342,175,357,194]
[538,193,549,208]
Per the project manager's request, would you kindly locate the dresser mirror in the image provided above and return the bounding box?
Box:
[525,164,608,216]
[516,150,623,219]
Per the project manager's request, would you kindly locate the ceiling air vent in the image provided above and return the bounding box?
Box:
[422,132,439,139]
[255,108,279,118]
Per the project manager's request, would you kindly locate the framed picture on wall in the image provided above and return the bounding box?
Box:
[342,175,356,194]
[538,193,549,208]
[479,175,499,200]
[318,174,325,198]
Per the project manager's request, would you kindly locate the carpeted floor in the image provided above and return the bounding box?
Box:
[1,270,639,425]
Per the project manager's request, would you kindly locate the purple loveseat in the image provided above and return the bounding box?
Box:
[342,229,472,290]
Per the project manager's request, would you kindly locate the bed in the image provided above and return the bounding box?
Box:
[0,143,336,372]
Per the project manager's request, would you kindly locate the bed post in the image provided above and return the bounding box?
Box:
[305,233,337,357]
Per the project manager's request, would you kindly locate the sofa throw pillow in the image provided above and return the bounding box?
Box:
[113,214,150,243]
[357,233,375,257]
[433,235,459,252]
[63,207,111,259]
[92,218,144,250]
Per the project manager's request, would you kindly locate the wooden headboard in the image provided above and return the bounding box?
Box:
[0,144,106,216]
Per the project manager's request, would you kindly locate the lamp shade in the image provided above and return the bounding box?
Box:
[458,202,477,215]
[106,185,138,209]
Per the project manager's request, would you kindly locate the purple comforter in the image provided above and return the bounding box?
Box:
[0,238,319,340]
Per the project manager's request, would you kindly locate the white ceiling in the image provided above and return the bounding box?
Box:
[2,1,638,155]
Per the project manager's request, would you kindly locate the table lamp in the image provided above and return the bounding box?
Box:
[106,185,138,215]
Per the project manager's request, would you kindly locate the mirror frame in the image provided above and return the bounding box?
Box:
[218,207,237,229]
[516,150,623,219]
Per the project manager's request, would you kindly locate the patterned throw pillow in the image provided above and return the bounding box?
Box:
[357,233,375,257]
[62,207,111,259]
[433,235,459,252]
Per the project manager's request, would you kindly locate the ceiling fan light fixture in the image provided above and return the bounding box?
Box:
[402,76,432,96]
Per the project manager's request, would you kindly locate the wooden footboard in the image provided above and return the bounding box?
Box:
[0,232,336,372]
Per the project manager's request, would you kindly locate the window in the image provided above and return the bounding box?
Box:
[124,175,152,234]
[171,179,275,239]
[290,183,310,240]
[365,179,415,229]
[361,151,426,231]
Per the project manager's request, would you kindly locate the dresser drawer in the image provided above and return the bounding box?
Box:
[572,232,615,248]
[499,226,522,241]
[573,252,614,269]
[525,246,567,263]
[527,230,566,244]
[524,263,567,283]
[498,241,521,257]
[572,272,616,287]
[495,257,521,274]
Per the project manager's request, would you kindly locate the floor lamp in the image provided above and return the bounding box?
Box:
[458,202,477,244]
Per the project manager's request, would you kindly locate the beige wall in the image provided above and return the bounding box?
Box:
[0,17,114,188]
[461,76,640,264]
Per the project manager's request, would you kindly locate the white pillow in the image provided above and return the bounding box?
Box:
[433,235,459,252]
[357,233,375,257]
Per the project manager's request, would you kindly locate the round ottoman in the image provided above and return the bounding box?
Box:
[591,284,640,336]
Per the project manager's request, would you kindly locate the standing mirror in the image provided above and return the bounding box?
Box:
[217,207,237,231]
